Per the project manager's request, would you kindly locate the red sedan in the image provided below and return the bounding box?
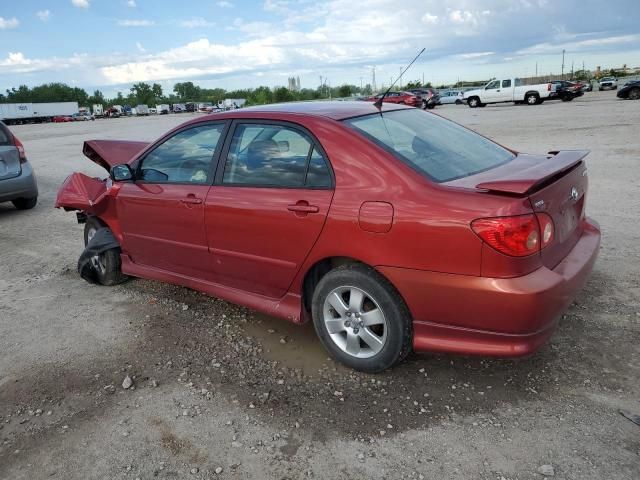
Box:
[365,91,421,107]
[52,115,73,122]
[56,102,600,372]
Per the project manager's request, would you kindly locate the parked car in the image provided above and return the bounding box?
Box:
[579,81,593,92]
[438,90,465,105]
[549,81,584,102]
[149,107,157,115]
[156,104,170,115]
[52,115,73,123]
[616,80,640,100]
[364,91,421,107]
[104,107,121,118]
[56,101,600,372]
[598,77,618,90]
[135,105,150,116]
[0,121,38,210]
[72,112,94,121]
[172,103,186,113]
[407,88,439,109]
[464,78,557,107]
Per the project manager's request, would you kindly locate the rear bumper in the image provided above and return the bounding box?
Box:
[378,218,601,357]
[0,162,38,203]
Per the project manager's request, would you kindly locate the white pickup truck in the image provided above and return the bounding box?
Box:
[464,78,557,107]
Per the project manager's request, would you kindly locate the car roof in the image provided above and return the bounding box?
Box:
[202,101,410,121]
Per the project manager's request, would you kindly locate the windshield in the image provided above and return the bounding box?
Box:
[345,109,515,182]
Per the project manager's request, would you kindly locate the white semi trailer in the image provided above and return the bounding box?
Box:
[0,102,79,125]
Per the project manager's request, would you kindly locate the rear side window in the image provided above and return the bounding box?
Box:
[0,124,10,145]
[502,79,511,88]
[345,109,515,183]
[222,123,332,188]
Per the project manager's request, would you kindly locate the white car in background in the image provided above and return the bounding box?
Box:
[438,90,465,105]
[463,77,557,107]
[598,77,618,91]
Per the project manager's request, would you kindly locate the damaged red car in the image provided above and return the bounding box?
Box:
[56,102,600,372]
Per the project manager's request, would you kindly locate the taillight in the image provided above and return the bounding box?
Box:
[472,214,542,257]
[547,83,551,91]
[536,212,554,249]
[13,135,27,163]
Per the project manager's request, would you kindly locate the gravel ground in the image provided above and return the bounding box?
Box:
[0,91,638,480]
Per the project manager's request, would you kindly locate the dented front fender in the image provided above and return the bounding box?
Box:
[55,172,110,213]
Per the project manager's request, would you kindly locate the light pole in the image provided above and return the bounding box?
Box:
[561,49,565,79]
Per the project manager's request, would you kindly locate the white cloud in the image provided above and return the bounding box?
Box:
[422,13,438,24]
[216,1,233,7]
[127,0,137,6]
[117,19,155,27]
[457,51,495,59]
[0,17,19,29]
[517,33,640,55]
[71,0,90,9]
[179,17,215,28]
[36,10,51,22]
[136,42,146,53]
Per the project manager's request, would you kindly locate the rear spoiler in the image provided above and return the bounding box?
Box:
[83,139,149,172]
[475,150,589,195]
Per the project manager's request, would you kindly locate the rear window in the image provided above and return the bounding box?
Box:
[345,109,515,182]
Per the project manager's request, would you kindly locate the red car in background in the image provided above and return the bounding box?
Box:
[52,115,73,123]
[364,91,421,107]
[56,101,600,372]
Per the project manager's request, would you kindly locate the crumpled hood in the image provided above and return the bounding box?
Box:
[83,139,149,171]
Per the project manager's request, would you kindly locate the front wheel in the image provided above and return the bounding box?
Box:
[467,97,481,108]
[84,218,128,286]
[628,87,640,100]
[311,264,412,373]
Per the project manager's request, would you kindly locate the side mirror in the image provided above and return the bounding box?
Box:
[111,164,133,182]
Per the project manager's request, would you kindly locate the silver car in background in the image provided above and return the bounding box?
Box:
[0,121,38,210]
[438,90,465,105]
[598,77,618,91]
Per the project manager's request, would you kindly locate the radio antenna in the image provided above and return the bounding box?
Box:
[374,48,425,110]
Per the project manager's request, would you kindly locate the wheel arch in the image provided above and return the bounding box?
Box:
[299,256,410,322]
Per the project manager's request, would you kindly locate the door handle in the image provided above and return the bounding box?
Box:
[287,202,319,214]
[181,196,203,205]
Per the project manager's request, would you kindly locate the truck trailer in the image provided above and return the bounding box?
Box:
[0,102,79,125]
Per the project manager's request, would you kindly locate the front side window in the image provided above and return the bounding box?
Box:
[222,123,331,188]
[139,124,225,183]
[486,80,500,89]
[345,109,515,183]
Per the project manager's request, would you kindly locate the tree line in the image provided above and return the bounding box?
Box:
[0,81,380,107]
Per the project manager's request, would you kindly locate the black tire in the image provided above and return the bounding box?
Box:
[561,96,573,102]
[525,93,539,105]
[422,100,428,110]
[311,263,412,373]
[83,218,128,286]
[12,197,37,210]
[467,97,480,108]
[628,88,640,100]
[455,99,462,105]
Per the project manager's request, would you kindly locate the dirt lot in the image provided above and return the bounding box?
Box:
[1,91,638,480]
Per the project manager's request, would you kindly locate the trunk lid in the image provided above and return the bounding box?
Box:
[0,146,21,180]
[445,150,589,269]
[83,139,149,172]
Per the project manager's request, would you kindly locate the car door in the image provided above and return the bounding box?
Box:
[483,80,502,102]
[116,121,228,280]
[205,121,334,298]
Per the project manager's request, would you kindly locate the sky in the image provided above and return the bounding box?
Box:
[1,0,639,97]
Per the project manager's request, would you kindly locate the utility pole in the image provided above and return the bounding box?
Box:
[561,49,565,79]
[399,67,403,90]
[535,61,538,77]
[571,61,574,79]
[372,66,376,92]
[359,76,363,92]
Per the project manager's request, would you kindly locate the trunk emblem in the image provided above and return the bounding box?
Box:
[534,200,545,209]
[570,187,579,201]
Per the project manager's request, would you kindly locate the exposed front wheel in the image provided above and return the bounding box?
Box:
[628,87,640,100]
[311,264,412,373]
[84,218,128,286]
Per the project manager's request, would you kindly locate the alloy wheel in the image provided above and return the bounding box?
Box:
[322,286,388,359]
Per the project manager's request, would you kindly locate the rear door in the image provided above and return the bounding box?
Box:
[205,121,334,298]
[116,121,228,280]
[0,124,20,181]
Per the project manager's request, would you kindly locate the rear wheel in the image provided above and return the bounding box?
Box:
[628,87,640,100]
[12,196,37,210]
[311,264,412,373]
[83,218,128,286]
[525,93,539,105]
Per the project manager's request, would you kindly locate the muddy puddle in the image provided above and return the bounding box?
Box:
[242,313,344,378]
